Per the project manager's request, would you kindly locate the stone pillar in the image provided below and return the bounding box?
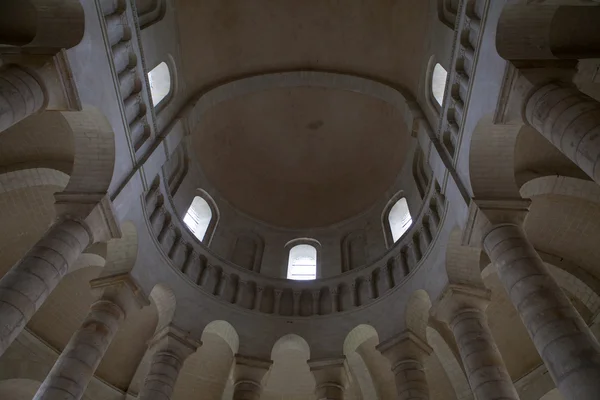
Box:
[0,218,91,357]
[432,285,519,400]
[0,65,46,133]
[34,299,123,400]
[33,274,145,400]
[496,5,600,60]
[308,358,347,400]
[525,82,600,185]
[233,355,272,400]
[138,327,200,400]
[484,223,600,400]
[376,331,432,400]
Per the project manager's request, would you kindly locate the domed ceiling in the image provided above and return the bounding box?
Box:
[192,87,410,228]
[177,0,431,228]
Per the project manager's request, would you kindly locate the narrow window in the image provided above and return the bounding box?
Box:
[432,64,448,107]
[388,198,412,243]
[183,196,212,242]
[287,244,317,281]
[148,62,171,107]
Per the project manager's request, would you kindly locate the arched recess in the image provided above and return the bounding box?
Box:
[59,107,116,195]
[172,321,239,400]
[341,230,368,273]
[405,290,460,400]
[263,334,313,399]
[437,0,460,29]
[413,146,432,199]
[0,0,84,50]
[165,141,188,197]
[182,189,219,246]
[230,231,264,272]
[136,0,166,29]
[344,325,396,400]
[382,193,413,249]
[285,239,320,280]
[0,379,41,400]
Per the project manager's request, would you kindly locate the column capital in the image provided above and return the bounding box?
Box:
[462,198,530,247]
[308,357,347,400]
[376,330,432,366]
[431,284,491,326]
[148,325,201,360]
[54,193,121,243]
[234,354,272,384]
[90,273,149,316]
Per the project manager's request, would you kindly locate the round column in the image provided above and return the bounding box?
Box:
[0,65,46,133]
[484,223,600,400]
[0,218,91,357]
[33,299,124,400]
[377,331,431,400]
[496,5,600,60]
[233,355,272,400]
[309,358,347,400]
[138,329,199,400]
[433,286,519,400]
[525,82,600,185]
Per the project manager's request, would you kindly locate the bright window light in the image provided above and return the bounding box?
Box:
[432,63,448,107]
[389,198,412,243]
[183,196,212,242]
[148,61,171,107]
[287,244,317,281]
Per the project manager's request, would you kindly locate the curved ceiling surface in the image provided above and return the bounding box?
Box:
[192,86,410,228]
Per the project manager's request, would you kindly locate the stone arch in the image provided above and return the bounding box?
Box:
[468,116,522,199]
[343,325,381,400]
[425,327,472,400]
[0,378,41,400]
[0,0,84,50]
[540,388,564,400]
[405,289,432,341]
[172,320,239,400]
[101,221,138,276]
[520,175,600,205]
[263,334,314,398]
[0,168,69,194]
[149,283,176,333]
[445,226,484,287]
[59,107,116,195]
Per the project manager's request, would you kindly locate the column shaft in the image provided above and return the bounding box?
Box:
[526,82,600,185]
[138,350,184,400]
[0,219,90,356]
[484,224,600,400]
[33,299,124,400]
[0,65,45,133]
[392,359,429,400]
[451,308,519,400]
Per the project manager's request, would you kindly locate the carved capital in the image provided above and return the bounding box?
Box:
[234,354,272,384]
[462,198,530,247]
[376,330,432,366]
[430,284,491,326]
[308,357,348,389]
[90,273,149,315]
[148,325,201,360]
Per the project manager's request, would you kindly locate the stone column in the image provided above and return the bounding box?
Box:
[432,285,519,400]
[0,218,91,357]
[308,357,347,400]
[496,5,600,60]
[484,223,600,400]
[138,327,200,400]
[34,299,123,400]
[376,330,432,400]
[233,355,272,400]
[33,274,145,400]
[0,65,46,133]
[525,82,600,185]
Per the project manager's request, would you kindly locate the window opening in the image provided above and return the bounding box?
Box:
[432,63,448,107]
[388,198,412,243]
[148,61,171,107]
[287,244,317,281]
[183,196,212,242]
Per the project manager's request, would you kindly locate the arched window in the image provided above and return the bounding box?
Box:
[431,63,448,107]
[148,61,171,108]
[183,196,213,242]
[386,197,413,245]
[287,244,317,281]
